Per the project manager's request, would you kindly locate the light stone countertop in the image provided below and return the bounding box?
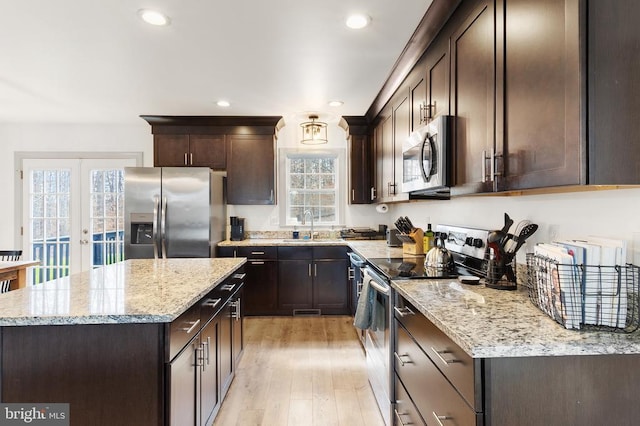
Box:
[348,240,640,358]
[0,258,245,326]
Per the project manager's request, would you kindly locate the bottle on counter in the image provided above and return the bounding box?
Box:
[423,223,435,253]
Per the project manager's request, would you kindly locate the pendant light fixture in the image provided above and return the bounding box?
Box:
[300,115,328,145]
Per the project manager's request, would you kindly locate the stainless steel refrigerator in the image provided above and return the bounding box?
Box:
[124,167,226,259]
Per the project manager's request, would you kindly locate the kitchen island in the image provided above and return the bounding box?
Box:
[0,258,246,426]
[350,240,640,425]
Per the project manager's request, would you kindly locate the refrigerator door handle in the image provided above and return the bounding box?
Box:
[161,196,168,259]
[153,195,160,259]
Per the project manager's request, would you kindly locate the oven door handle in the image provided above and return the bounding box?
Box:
[368,278,390,296]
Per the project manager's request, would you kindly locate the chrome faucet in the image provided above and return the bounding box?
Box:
[303,209,315,240]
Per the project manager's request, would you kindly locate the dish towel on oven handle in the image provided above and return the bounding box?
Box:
[354,275,374,330]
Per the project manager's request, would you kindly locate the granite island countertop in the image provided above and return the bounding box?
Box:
[348,240,640,359]
[0,258,246,326]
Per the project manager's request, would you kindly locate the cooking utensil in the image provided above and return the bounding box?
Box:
[503,220,532,253]
[499,213,514,245]
[508,223,538,254]
[424,235,455,271]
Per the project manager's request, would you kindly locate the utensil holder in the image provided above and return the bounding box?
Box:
[485,253,517,290]
[402,229,424,255]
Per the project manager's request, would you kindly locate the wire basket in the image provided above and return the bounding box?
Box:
[525,253,640,332]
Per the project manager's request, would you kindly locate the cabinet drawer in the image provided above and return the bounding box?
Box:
[313,246,347,259]
[395,296,478,409]
[395,324,478,425]
[169,303,201,361]
[238,246,278,260]
[278,246,313,260]
[394,373,426,426]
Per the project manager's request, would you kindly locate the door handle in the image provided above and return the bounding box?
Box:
[161,196,167,259]
[153,195,159,259]
[184,153,188,166]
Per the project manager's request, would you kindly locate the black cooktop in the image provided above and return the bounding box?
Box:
[367,254,485,280]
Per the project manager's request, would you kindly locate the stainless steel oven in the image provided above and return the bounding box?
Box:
[402,115,453,196]
[362,266,392,426]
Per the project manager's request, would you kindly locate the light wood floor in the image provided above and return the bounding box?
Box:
[213,316,385,426]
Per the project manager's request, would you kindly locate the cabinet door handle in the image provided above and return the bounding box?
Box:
[308,263,312,277]
[394,351,413,367]
[270,189,274,203]
[201,337,210,371]
[251,251,265,255]
[182,318,201,334]
[190,152,193,165]
[394,409,410,426]
[250,261,265,265]
[481,150,487,183]
[490,148,496,182]
[221,283,236,292]
[348,267,355,280]
[430,347,460,366]
[184,153,188,165]
[314,263,317,277]
[232,298,241,320]
[204,298,222,309]
[370,186,376,201]
[357,281,363,296]
[393,306,415,317]
[351,189,355,202]
[194,344,204,367]
[233,273,247,280]
[432,411,451,426]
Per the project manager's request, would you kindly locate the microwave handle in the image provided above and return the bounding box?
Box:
[421,134,436,182]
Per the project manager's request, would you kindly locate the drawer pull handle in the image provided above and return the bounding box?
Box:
[251,251,265,255]
[250,261,265,265]
[221,283,236,292]
[394,306,415,317]
[232,273,247,280]
[204,298,222,308]
[394,351,413,367]
[394,408,411,426]
[432,411,451,426]
[183,318,201,334]
[430,347,460,366]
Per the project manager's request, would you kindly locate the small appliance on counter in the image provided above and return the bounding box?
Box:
[386,228,402,247]
[230,216,245,241]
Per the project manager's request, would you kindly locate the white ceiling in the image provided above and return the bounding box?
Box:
[0,0,433,124]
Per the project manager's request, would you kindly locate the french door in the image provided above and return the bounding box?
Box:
[22,158,136,284]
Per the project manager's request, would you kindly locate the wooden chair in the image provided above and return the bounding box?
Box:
[0,250,23,293]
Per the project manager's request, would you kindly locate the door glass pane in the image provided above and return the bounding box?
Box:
[29,169,72,284]
[90,169,125,268]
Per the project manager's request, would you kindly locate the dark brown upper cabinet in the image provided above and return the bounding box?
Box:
[342,116,373,204]
[587,0,640,184]
[154,134,226,169]
[450,0,496,195]
[496,0,582,191]
[226,134,275,205]
[142,116,281,205]
[410,74,427,131]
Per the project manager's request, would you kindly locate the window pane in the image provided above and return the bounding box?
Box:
[92,171,104,193]
[320,175,335,189]
[306,175,319,189]
[320,193,335,206]
[32,195,44,218]
[290,174,304,189]
[290,158,304,173]
[58,170,71,193]
[319,207,335,222]
[32,170,44,193]
[290,192,304,205]
[305,193,319,206]
[320,159,334,173]
[305,159,320,173]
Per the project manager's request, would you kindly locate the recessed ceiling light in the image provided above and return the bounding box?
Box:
[138,9,171,26]
[216,100,231,107]
[328,100,344,107]
[346,14,370,30]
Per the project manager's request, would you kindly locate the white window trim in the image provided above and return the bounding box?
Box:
[278,147,346,228]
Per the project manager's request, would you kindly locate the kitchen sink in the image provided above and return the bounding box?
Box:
[280,238,343,243]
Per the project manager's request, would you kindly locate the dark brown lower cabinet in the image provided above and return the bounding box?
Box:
[278,246,348,315]
[394,293,640,425]
[0,269,245,426]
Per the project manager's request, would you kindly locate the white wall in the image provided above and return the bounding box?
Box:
[0,122,152,248]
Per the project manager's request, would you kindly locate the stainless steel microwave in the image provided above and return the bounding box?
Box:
[401,115,453,196]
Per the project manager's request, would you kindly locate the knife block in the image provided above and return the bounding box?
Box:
[402,228,424,255]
